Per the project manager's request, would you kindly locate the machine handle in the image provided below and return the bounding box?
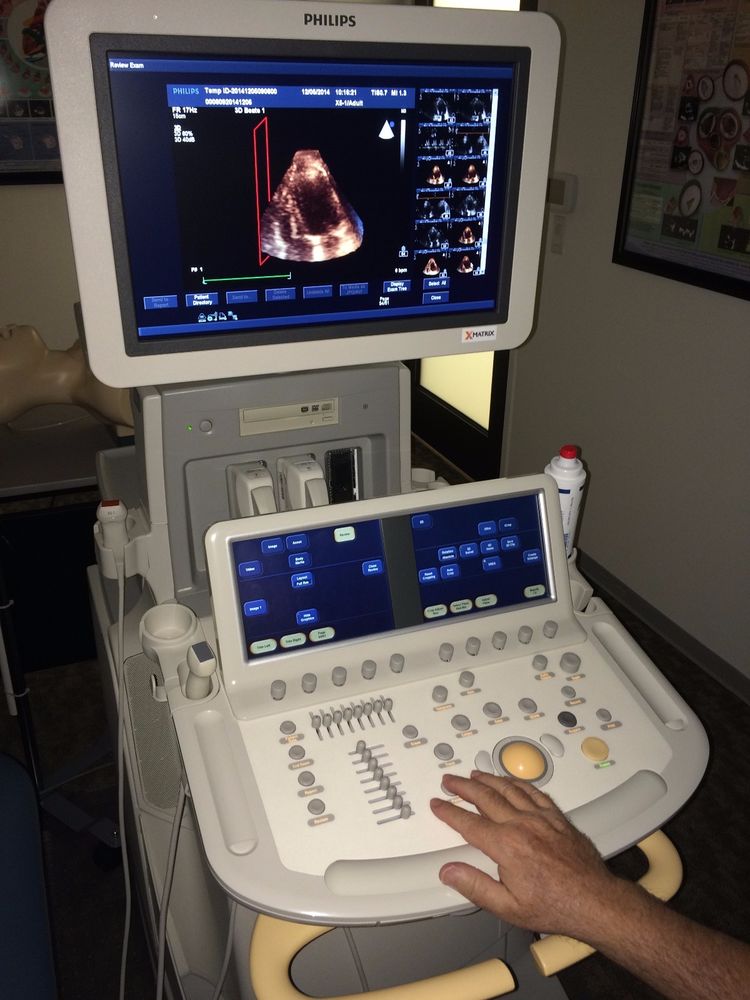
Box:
[249,915,516,1000]
[530,829,683,976]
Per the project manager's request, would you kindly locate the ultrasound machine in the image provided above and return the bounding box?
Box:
[45,1,708,997]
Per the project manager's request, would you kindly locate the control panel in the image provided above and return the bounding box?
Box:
[166,475,708,924]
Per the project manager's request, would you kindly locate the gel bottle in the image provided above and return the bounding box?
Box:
[545,445,586,557]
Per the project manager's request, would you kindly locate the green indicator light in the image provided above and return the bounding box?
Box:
[186,423,193,431]
[595,760,614,769]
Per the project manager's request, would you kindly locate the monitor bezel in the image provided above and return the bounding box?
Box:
[46,0,559,388]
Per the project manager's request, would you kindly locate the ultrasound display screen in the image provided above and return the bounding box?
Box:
[96,39,528,352]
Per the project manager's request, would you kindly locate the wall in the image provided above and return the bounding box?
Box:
[0,184,80,349]
[503,0,749,674]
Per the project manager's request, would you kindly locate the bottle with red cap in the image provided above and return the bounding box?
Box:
[544,444,586,557]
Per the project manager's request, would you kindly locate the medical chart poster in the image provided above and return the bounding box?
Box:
[614,0,750,300]
[0,0,61,181]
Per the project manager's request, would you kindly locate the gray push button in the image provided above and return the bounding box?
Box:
[434,742,455,761]
[543,620,559,638]
[492,631,507,650]
[540,734,564,757]
[459,670,475,688]
[518,626,533,644]
[519,697,538,714]
[271,680,286,701]
[439,642,454,662]
[307,799,326,815]
[362,659,377,679]
[483,701,502,718]
[432,685,448,704]
[465,637,481,656]
[289,744,306,760]
[389,653,405,673]
[298,771,315,786]
[451,714,471,731]
[280,720,296,735]
[561,651,581,671]
[302,673,317,694]
[332,666,347,686]
[532,655,549,670]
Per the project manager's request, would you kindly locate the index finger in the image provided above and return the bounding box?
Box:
[430,795,509,863]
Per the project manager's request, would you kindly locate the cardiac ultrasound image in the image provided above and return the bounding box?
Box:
[260,149,364,263]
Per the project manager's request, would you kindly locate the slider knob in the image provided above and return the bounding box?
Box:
[499,741,547,782]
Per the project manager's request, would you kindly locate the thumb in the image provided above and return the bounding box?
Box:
[438,862,513,919]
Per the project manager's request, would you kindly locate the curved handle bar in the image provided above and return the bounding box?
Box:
[530,829,683,976]
[249,915,515,1000]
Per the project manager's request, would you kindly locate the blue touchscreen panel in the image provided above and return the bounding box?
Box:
[410,492,550,620]
[232,517,393,658]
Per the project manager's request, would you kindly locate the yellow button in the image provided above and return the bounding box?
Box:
[581,736,610,762]
[500,741,547,781]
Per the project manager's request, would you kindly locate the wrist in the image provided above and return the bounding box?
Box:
[574,875,655,951]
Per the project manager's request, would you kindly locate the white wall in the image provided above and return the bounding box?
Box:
[0,184,80,349]
[503,0,750,673]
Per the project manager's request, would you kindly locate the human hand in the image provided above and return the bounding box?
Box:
[430,771,619,939]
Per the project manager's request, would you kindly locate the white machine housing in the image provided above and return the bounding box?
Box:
[150,473,709,925]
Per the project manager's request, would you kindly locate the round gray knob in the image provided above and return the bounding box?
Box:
[362,659,377,679]
[332,666,347,687]
[434,742,454,761]
[561,651,582,671]
[518,625,533,644]
[271,680,286,701]
[532,654,549,670]
[439,642,454,662]
[280,720,296,735]
[389,653,405,673]
[302,672,317,694]
[465,637,481,656]
[298,771,315,787]
[432,685,448,704]
[543,620,559,638]
[492,631,507,650]
[459,670,475,688]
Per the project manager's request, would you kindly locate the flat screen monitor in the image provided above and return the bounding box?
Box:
[46,0,559,388]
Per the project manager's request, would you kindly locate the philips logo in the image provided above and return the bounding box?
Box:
[304,12,357,27]
[462,326,498,343]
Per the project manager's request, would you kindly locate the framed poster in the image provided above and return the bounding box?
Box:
[614,0,750,300]
[0,0,61,182]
